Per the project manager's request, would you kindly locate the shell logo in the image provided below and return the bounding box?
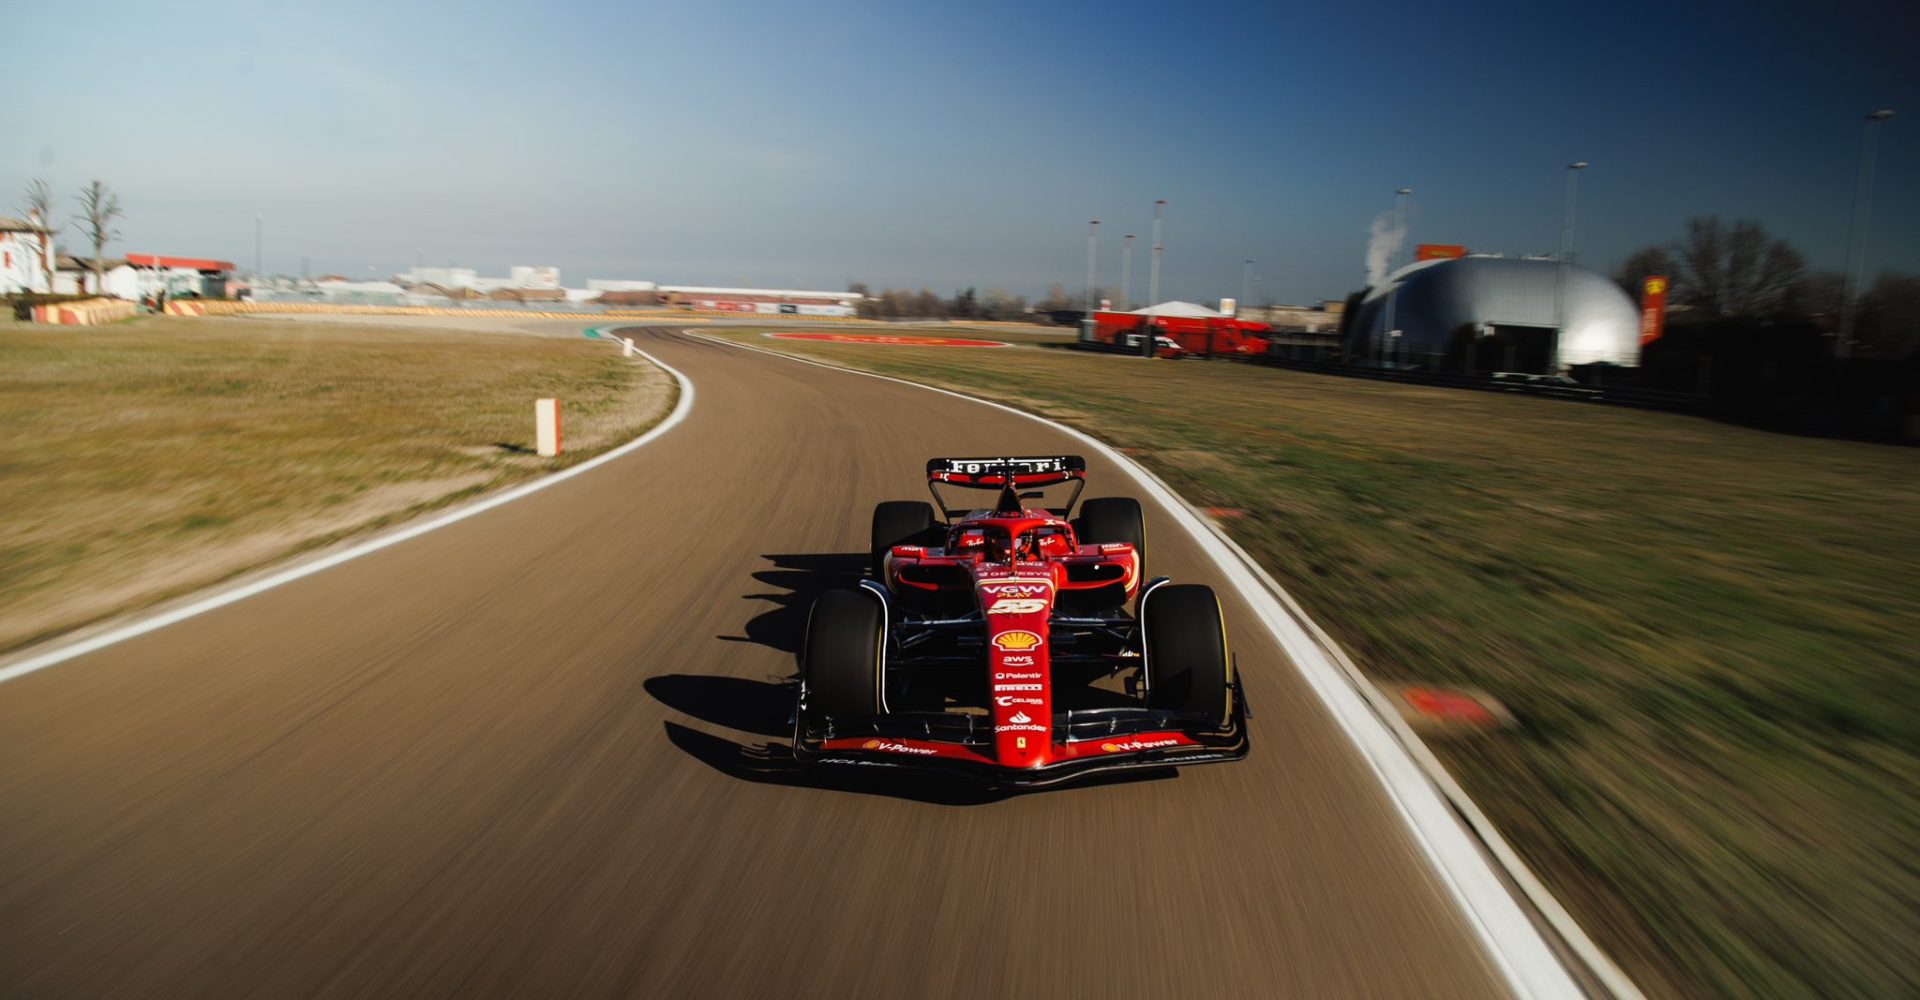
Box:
[1644,277,1667,295]
[993,630,1043,652]
[1100,743,1121,753]
[862,739,881,750]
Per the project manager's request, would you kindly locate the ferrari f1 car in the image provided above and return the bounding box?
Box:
[793,455,1250,787]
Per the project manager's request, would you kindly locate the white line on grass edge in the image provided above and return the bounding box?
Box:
[682,328,1641,1000]
[0,334,693,686]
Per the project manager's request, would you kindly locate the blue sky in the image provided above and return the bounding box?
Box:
[7,0,1915,304]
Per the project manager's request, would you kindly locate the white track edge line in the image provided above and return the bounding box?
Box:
[685,329,1630,1000]
[0,341,694,686]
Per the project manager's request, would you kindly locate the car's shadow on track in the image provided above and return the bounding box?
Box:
[721,551,866,654]
[644,551,1173,805]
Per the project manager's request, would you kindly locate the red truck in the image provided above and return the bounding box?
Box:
[1087,309,1272,358]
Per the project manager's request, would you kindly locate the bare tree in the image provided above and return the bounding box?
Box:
[1615,245,1677,302]
[72,179,124,297]
[1671,216,1805,319]
[16,178,63,291]
[1675,217,1727,317]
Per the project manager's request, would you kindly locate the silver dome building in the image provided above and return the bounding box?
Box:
[1347,256,1640,373]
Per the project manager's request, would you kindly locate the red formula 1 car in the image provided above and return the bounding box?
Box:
[793,455,1249,787]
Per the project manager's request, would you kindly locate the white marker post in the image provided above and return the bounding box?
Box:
[535,398,561,457]
[622,337,636,357]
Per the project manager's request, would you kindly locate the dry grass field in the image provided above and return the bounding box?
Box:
[706,324,1920,998]
[0,316,672,653]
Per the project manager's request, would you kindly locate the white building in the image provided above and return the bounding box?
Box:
[0,215,55,294]
[587,279,659,292]
[402,266,480,289]
[400,265,562,291]
[509,265,560,289]
[54,254,234,299]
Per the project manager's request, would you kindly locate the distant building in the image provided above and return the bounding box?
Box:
[0,215,55,294]
[1237,300,1346,332]
[509,265,560,289]
[399,266,561,291]
[53,256,134,298]
[402,267,479,288]
[53,254,235,299]
[587,279,659,292]
[1346,256,1639,373]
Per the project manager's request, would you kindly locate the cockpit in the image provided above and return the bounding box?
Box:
[947,521,1075,564]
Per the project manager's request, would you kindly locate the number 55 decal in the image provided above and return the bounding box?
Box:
[987,598,1048,614]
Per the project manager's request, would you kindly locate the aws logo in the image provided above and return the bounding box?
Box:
[992,630,1043,652]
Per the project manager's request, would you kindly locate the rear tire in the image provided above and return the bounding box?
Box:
[1142,584,1230,726]
[871,501,937,579]
[1076,496,1146,570]
[803,589,885,720]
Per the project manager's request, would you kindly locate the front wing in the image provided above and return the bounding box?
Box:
[793,681,1250,788]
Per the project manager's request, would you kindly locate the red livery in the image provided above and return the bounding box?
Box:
[793,455,1250,787]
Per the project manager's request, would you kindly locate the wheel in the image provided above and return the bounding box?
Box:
[1142,584,1230,726]
[870,500,937,579]
[1075,496,1146,569]
[803,589,885,720]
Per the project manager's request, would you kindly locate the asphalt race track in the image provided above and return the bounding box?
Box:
[0,329,1509,997]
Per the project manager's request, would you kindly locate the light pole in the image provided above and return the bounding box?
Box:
[1085,220,1100,316]
[1559,162,1588,265]
[1555,162,1589,371]
[1380,187,1411,365]
[1839,110,1896,360]
[1393,187,1412,268]
[253,214,264,288]
[1147,199,1166,308]
[1121,235,1135,310]
[1146,200,1166,358]
[1240,259,1253,315]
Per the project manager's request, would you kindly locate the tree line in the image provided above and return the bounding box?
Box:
[1615,215,1917,360]
[847,283,1032,321]
[846,281,1131,322]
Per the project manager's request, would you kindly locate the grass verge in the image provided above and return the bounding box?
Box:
[0,316,673,654]
[708,325,1918,998]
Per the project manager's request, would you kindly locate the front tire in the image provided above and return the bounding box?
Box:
[1142,584,1230,727]
[870,500,937,579]
[803,589,885,720]
[1076,496,1146,571]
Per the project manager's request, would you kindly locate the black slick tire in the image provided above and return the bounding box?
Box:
[870,501,937,579]
[1142,583,1230,726]
[803,589,885,720]
[1076,496,1146,571]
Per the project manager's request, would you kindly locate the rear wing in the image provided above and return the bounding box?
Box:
[926,455,1085,489]
[925,456,1086,519]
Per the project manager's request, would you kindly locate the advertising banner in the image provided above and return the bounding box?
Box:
[1640,276,1669,347]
